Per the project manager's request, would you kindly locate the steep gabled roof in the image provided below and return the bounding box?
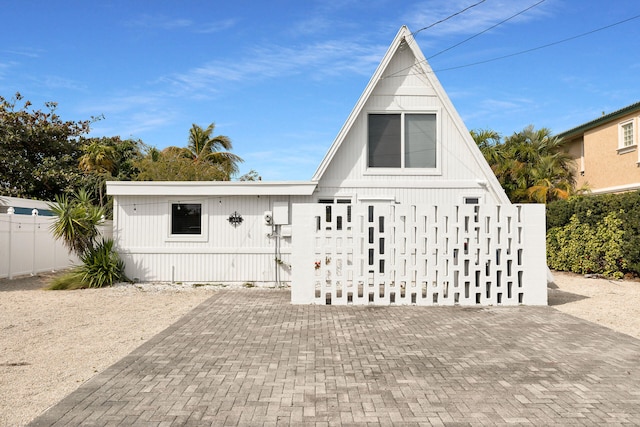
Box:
[557,101,640,140]
[311,25,509,203]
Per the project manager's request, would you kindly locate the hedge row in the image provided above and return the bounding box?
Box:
[546,191,640,277]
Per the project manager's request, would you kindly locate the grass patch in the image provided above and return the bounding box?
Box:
[46,269,90,290]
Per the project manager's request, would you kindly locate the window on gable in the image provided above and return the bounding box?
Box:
[171,203,202,235]
[368,113,437,168]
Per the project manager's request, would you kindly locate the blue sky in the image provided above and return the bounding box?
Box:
[2,0,640,180]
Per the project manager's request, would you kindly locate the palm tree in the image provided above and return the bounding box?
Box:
[79,139,117,206]
[186,123,243,180]
[161,123,243,180]
[79,140,116,174]
[472,126,576,203]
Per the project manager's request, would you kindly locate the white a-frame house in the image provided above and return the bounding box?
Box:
[107,26,547,305]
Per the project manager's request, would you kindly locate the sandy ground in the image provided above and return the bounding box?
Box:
[1,271,639,427]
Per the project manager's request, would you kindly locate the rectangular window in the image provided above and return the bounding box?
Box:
[622,122,634,147]
[368,113,437,169]
[369,114,401,167]
[171,203,201,235]
[405,114,437,168]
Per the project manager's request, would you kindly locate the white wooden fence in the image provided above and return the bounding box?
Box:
[291,203,547,306]
[0,209,112,280]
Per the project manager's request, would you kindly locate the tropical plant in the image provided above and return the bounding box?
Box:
[160,123,243,180]
[472,125,576,203]
[134,146,229,181]
[78,139,117,207]
[47,191,127,289]
[77,137,143,211]
[77,239,127,288]
[48,190,104,256]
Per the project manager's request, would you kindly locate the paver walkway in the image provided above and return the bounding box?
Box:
[30,289,640,426]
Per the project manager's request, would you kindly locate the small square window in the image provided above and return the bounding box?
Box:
[171,203,201,234]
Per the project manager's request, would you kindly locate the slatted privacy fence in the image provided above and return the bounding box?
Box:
[0,211,112,280]
[291,203,546,306]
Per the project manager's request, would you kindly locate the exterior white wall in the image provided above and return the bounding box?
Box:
[315,42,503,205]
[113,194,311,284]
[291,203,547,306]
[107,27,516,288]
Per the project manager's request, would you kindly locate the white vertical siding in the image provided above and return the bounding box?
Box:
[114,194,311,283]
[314,33,502,205]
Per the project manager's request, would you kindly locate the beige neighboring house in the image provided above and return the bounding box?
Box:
[558,102,640,194]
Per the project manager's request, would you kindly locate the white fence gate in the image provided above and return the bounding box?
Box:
[0,210,113,280]
[291,203,547,306]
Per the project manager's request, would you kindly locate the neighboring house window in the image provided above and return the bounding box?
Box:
[619,120,635,151]
[368,113,437,168]
[171,203,201,235]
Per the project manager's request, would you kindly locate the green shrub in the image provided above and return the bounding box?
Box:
[547,191,640,276]
[78,239,128,288]
[547,211,627,278]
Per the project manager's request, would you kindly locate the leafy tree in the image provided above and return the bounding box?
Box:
[0,93,91,200]
[472,125,576,203]
[135,123,244,181]
[162,123,243,180]
[78,136,143,209]
[238,169,261,181]
[134,145,229,181]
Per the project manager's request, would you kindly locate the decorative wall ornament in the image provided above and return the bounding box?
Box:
[228,211,243,227]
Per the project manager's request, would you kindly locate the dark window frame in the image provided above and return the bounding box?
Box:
[171,203,202,235]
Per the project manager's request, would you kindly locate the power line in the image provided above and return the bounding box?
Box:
[434,12,640,72]
[412,0,487,36]
[384,0,546,80]
[428,0,546,60]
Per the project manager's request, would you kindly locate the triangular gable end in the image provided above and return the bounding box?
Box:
[312,25,509,204]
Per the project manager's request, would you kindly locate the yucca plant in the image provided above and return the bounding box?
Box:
[78,239,127,288]
[48,191,127,289]
[48,190,104,256]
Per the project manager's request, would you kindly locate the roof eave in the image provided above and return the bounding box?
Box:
[106,181,318,197]
[557,101,640,139]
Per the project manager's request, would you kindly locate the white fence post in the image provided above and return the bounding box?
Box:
[291,204,317,304]
[32,209,38,276]
[7,207,14,279]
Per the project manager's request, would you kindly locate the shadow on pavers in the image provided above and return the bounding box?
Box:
[547,285,589,306]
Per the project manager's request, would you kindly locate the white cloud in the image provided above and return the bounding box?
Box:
[2,48,42,58]
[125,15,237,33]
[160,38,385,94]
[403,0,554,38]
[125,15,193,30]
[196,19,237,34]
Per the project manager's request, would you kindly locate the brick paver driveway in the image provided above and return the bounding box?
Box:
[30,289,640,426]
